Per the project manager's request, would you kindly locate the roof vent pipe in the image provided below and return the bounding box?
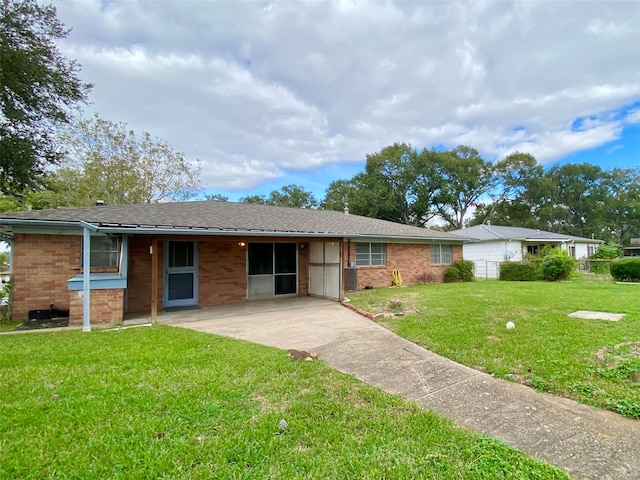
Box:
[96,200,105,206]
[344,204,349,215]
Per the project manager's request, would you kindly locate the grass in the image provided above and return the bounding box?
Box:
[0,326,570,479]
[0,320,22,333]
[347,279,640,419]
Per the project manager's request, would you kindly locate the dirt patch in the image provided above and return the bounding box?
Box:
[595,342,640,366]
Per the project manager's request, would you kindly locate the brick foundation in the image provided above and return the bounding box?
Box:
[69,289,124,324]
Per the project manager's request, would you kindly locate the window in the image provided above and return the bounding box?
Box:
[430,244,452,265]
[355,243,386,266]
[83,236,119,268]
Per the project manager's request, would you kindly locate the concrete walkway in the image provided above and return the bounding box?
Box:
[161,297,640,480]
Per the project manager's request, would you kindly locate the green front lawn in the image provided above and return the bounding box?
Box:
[0,326,568,479]
[347,280,640,419]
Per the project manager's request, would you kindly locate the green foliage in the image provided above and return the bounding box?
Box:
[539,249,578,281]
[321,143,513,228]
[0,326,567,478]
[473,165,640,246]
[38,114,202,207]
[443,260,474,283]
[588,244,621,275]
[347,281,640,419]
[443,266,461,283]
[592,244,622,259]
[610,258,640,282]
[499,261,538,281]
[240,184,318,208]
[0,0,92,196]
[589,243,622,274]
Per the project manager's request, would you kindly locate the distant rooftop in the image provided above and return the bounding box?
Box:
[451,224,603,243]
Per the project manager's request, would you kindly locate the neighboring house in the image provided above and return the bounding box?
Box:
[0,262,9,285]
[0,201,469,327]
[623,238,640,257]
[451,224,603,279]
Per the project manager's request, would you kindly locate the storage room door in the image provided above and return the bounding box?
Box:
[309,241,341,300]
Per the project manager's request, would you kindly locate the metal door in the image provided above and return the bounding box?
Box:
[164,241,198,308]
[309,241,340,300]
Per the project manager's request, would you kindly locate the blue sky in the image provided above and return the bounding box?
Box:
[53,0,640,203]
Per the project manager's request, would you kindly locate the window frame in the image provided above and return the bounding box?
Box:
[430,244,453,265]
[82,235,120,268]
[355,242,387,267]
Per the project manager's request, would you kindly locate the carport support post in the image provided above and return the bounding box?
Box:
[151,238,158,323]
[82,227,91,332]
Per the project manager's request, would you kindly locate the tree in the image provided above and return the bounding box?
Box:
[431,146,495,229]
[240,184,318,208]
[204,193,229,202]
[47,115,202,206]
[267,184,318,208]
[322,143,439,226]
[0,0,92,197]
[239,194,267,204]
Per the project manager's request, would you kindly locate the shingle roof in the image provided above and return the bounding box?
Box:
[1,201,467,242]
[451,224,602,243]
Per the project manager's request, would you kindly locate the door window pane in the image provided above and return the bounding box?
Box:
[248,243,273,275]
[275,274,297,295]
[168,273,194,300]
[169,241,194,267]
[275,243,297,274]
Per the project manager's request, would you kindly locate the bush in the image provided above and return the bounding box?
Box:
[443,260,474,283]
[589,244,622,274]
[499,262,537,281]
[539,249,578,281]
[610,258,640,282]
[443,266,461,283]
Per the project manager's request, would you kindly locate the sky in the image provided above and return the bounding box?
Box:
[52,0,640,202]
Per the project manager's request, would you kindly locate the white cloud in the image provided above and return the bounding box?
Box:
[53,0,640,191]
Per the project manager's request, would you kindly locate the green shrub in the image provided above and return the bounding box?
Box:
[454,259,474,282]
[589,244,621,274]
[443,260,474,283]
[610,258,640,282]
[539,249,578,281]
[499,261,537,281]
[443,266,461,283]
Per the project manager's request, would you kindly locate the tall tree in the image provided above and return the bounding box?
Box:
[0,0,92,197]
[267,184,318,208]
[240,184,318,208]
[46,115,202,206]
[323,143,438,226]
[601,167,640,245]
[432,146,495,229]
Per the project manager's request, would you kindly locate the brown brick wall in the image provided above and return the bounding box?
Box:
[69,289,124,324]
[11,233,80,320]
[343,242,463,288]
[126,236,313,313]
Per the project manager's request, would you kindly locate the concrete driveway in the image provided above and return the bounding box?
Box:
[160,296,640,480]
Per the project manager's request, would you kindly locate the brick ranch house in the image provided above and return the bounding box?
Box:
[0,201,469,330]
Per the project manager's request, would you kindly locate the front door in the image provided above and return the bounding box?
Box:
[164,241,198,308]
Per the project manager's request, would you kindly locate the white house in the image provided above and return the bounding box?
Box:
[451,224,603,279]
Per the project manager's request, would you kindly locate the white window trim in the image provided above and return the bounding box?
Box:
[430,244,453,265]
[355,242,387,267]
